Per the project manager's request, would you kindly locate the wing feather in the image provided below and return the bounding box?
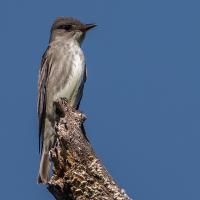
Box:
[76,65,87,109]
[37,47,51,153]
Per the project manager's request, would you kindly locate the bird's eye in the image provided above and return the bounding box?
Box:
[57,25,72,31]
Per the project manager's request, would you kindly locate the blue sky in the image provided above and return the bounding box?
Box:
[0,0,200,199]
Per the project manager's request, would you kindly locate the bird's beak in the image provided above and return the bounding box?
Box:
[81,23,97,32]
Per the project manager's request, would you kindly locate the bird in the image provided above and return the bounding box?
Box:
[37,17,96,184]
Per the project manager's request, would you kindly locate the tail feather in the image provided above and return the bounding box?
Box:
[38,150,50,184]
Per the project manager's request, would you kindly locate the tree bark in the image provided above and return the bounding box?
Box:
[47,99,132,200]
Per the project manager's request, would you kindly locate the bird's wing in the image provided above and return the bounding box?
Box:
[37,47,51,153]
[78,65,88,140]
[76,65,87,109]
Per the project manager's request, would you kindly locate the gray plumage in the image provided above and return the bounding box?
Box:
[37,17,96,183]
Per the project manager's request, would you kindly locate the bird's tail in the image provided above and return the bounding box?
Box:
[37,149,51,184]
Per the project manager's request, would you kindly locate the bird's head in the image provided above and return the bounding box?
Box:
[50,17,96,43]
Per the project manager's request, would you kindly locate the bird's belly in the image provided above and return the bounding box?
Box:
[54,55,85,106]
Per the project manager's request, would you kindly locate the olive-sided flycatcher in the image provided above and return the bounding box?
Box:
[37,17,96,184]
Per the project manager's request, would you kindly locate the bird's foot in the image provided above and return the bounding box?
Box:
[60,97,68,103]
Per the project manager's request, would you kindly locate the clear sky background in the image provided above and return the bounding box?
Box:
[0,0,200,199]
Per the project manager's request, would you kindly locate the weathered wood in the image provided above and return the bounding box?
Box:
[47,99,132,200]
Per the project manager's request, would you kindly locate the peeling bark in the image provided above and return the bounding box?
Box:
[47,99,132,200]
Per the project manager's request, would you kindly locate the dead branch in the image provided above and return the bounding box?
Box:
[47,99,132,200]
